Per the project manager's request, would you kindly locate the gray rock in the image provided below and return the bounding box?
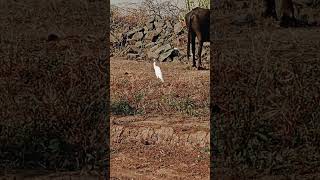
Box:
[154,21,164,28]
[128,45,140,54]
[147,51,159,59]
[174,22,184,35]
[159,48,180,62]
[150,44,160,52]
[147,17,155,23]
[173,56,180,61]
[146,22,155,30]
[156,27,163,34]
[163,30,171,38]
[155,44,171,55]
[132,32,144,41]
[145,42,156,48]
[145,31,160,42]
[135,41,143,48]
[166,21,173,30]
[159,50,174,62]
[154,16,162,22]
[127,53,139,60]
[143,26,148,32]
[126,27,144,38]
[110,33,117,43]
[147,44,171,60]
[157,38,164,44]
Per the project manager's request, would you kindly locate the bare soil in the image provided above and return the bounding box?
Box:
[110,58,210,179]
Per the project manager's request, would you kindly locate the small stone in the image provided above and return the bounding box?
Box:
[174,22,184,35]
[127,53,139,60]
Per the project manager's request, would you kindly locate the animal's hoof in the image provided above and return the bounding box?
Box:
[191,66,197,70]
[197,66,204,70]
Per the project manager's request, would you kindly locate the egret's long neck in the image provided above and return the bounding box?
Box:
[153,62,156,67]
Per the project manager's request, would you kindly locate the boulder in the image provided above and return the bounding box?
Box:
[166,21,173,31]
[145,42,156,48]
[163,30,171,39]
[150,44,160,52]
[147,51,159,59]
[146,22,155,31]
[157,38,164,44]
[132,32,144,41]
[128,45,140,54]
[145,31,160,42]
[126,27,144,38]
[134,41,143,48]
[154,21,164,28]
[159,50,173,62]
[147,16,155,23]
[127,53,139,60]
[155,44,171,55]
[156,27,163,34]
[159,48,180,62]
[110,33,117,43]
[147,44,171,60]
[174,22,184,35]
[143,26,148,32]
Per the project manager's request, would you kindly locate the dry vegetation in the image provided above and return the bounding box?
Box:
[110,0,210,117]
[111,58,209,117]
[0,0,108,176]
[212,0,320,178]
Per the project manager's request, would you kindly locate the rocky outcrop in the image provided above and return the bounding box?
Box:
[112,16,210,62]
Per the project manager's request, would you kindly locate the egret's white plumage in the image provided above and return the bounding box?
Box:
[153,60,164,83]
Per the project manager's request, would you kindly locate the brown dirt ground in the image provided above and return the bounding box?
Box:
[110,58,210,179]
[0,169,103,180]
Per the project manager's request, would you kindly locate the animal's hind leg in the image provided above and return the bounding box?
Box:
[191,33,196,67]
[197,40,203,69]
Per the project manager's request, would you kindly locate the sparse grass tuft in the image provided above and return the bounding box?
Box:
[111,99,144,116]
[166,95,200,116]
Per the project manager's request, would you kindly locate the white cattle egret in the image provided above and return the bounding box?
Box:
[153,60,164,83]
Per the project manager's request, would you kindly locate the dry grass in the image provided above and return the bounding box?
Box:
[0,0,108,172]
[111,58,209,118]
[211,3,320,177]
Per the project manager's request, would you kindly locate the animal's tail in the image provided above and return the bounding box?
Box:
[186,15,192,60]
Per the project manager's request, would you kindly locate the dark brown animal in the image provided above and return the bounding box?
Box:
[185,7,210,70]
[263,0,296,27]
[262,0,278,20]
[279,0,296,27]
